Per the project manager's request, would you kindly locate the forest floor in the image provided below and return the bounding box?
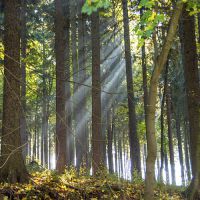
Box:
[0,163,184,200]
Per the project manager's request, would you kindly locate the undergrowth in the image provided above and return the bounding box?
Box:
[0,164,184,200]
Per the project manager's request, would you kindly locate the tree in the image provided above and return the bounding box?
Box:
[159,64,168,183]
[91,10,104,175]
[20,0,28,161]
[166,83,176,185]
[70,0,77,167]
[122,0,141,175]
[107,110,114,173]
[180,6,200,199]
[41,38,49,167]
[55,0,67,173]
[76,0,88,170]
[64,0,72,166]
[0,0,28,183]
[144,2,183,199]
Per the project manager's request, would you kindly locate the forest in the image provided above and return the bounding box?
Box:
[0,0,200,199]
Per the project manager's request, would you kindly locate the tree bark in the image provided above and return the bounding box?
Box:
[41,38,48,167]
[181,6,200,198]
[140,5,148,133]
[176,116,185,185]
[107,110,114,174]
[76,0,88,170]
[166,84,176,185]
[55,0,67,173]
[64,0,72,167]
[0,0,28,183]
[164,152,170,184]
[184,121,191,182]
[20,0,28,161]
[160,63,168,183]
[144,2,183,199]
[70,0,77,167]
[113,111,118,174]
[122,0,141,176]
[91,10,103,175]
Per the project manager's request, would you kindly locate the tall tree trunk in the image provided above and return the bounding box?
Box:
[42,40,48,167]
[0,0,28,183]
[36,100,40,160]
[166,85,176,185]
[107,110,114,174]
[176,116,185,185]
[33,100,38,161]
[65,0,72,166]
[181,6,200,198]
[140,3,148,130]
[160,64,168,182]
[113,112,118,174]
[20,0,28,161]
[144,2,183,199]
[164,152,170,184]
[76,1,88,170]
[122,0,141,176]
[70,0,77,167]
[55,0,67,173]
[91,10,103,175]
[184,121,191,182]
[118,137,122,177]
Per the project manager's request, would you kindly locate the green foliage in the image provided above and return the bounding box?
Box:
[82,0,111,15]
[132,170,143,185]
[139,0,155,9]
[185,0,200,15]
[26,161,44,173]
[135,1,165,46]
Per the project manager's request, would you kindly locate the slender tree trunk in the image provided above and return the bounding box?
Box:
[144,2,183,199]
[143,144,147,174]
[118,138,122,177]
[33,101,38,161]
[65,1,72,166]
[113,114,118,173]
[176,116,185,185]
[55,0,67,173]
[0,0,28,183]
[70,0,77,167]
[160,64,168,182]
[181,6,200,198]
[156,154,160,181]
[164,152,170,184]
[20,0,28,161]
[139,2,148,179]
[42,40,48,167]
[166,85,176,185]
[117,132,120,176]
[107,110,114,174]
[102,116,107,166]
[91,10,103,175]
[48,124,51,169]
[139,3,148,132]
[122,0,141,175]
[184,121,191,182]
[122,131,126,177]
[76,1,88,170]
[36,108,40,161]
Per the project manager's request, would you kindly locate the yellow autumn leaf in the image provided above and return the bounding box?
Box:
[87,0,92,5]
